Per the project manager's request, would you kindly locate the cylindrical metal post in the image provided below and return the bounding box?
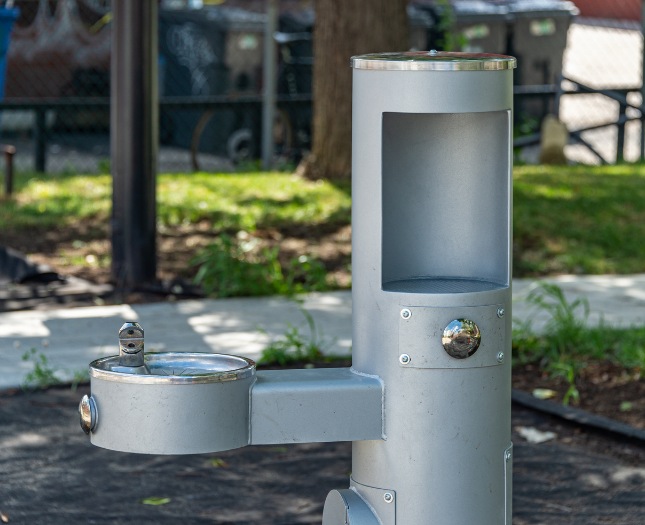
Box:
[261,0,277,170]
[110,0,158,286]
[348,52,515,525]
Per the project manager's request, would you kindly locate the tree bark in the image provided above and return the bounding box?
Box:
[299,0,409,180]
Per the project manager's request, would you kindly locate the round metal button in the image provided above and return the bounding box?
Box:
[79,394,97,435]
[442,319,481,359]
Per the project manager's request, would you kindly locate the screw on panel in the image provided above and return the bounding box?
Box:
[383,493,394,503]
[497,307,505,318]
[399,354,411,365]
[497,352,505,363]
[400,308,411,320]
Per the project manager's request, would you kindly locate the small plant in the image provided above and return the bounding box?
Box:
[258,306,343,366]
[22,348,61,389]
[513,282,645,405]
[22,347,89,391]
[513,282,591,367]
[548,361,583,406]
[191,233,332,298]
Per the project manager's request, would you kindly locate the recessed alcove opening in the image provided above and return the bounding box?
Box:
[381,111,510,294]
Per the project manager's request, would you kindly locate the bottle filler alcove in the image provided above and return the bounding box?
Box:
[79,51,516,525]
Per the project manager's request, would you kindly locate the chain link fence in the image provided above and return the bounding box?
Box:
[0,0,641,173]
[559,2,643,164]
[0,0,313,174]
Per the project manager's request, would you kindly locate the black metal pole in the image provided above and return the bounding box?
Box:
[3,145,15,196]
[34,108,46,172]
[616,103,626,163]
[110,0,158,287]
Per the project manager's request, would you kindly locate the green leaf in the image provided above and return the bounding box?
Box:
[140,497,171,506]
[620,401,633,412]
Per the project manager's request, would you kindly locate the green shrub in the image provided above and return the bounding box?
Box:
[259,306,341,366]
[191,233,332,298]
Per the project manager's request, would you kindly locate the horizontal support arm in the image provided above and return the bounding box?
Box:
[250,368,384,445]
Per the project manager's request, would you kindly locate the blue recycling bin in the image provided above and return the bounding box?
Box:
[0,7,18,100]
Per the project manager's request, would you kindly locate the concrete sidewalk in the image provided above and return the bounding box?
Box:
[2,274,645,391]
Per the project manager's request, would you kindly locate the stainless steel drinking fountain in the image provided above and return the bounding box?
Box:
[79,51,516,525]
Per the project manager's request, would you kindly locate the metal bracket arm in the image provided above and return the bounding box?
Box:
[250,368,384,445]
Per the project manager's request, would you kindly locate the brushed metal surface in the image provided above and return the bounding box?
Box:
[351,62,513,524]
[399,305,506,369]
[90,374,254,454]
[250,368,383,444]
[90,352,256,384]
[351,51,517,71]
[322,489,381,525]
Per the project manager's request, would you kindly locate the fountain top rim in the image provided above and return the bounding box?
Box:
[89,352,256,385]
[351,51,517,71]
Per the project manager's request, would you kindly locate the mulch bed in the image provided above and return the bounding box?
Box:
[513,361,645,430]
[0,222,352,288]
[2,379,645,524]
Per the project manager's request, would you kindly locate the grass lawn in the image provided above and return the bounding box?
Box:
[2,164,645,281]
[514,164,645,276]
[0,171,351,232]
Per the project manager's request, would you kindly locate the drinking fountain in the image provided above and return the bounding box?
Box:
[79,51,516,525]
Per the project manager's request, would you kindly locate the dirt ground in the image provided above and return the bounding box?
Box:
[0,221,352,288]
[1,382,645,525]
[513,362,645,430]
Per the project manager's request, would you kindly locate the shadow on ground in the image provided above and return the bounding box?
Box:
[1,385,645,524]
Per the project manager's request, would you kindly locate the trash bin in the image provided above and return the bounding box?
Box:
[348,51,516,525]
[159,8,231,155]
[507,0,579,86]
[0,7,19,131]
[412,1,510,54]
[453,1,510,53]
[0,7,18,100]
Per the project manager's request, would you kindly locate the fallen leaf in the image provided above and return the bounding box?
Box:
[517,426,557,444]
[620,401,633,412]
[1,511,8,523]
[140,497,171,506]
[532,388,557,400]
[208,458,228,468]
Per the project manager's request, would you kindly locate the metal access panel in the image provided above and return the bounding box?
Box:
[399,304,508,369]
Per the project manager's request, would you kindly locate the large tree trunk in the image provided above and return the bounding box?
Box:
[299,0,409,180]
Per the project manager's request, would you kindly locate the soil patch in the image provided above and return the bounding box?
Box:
[1,380,645,524]
[0,222,352,293]
[513,361,645,430]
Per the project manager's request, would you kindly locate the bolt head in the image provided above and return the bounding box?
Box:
[399,354,411,365]
[497,307,505,318]
[400,308,411,320]
[383,493,393,503]
[497,352,505,363]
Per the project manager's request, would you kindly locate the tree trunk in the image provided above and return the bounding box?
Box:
[299,0,409,180]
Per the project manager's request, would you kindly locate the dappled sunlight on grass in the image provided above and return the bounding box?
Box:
[513,164,645,276]
[0,173,111,229]
[1,170,351,233]
[157,171,351,230]
[3,165,645,278]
